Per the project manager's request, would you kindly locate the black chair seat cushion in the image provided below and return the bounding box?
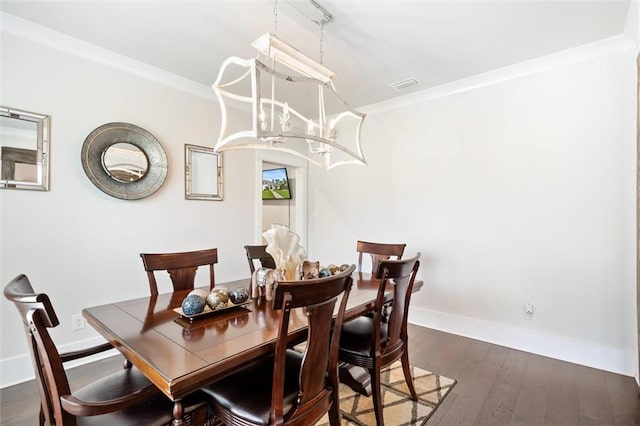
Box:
[339,316,388,357]
[74,368,204,426]
[201,349,304,425]
[73,367,154,402]
[77,395,175,426]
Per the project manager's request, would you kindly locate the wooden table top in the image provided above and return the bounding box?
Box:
[83,273,420,401]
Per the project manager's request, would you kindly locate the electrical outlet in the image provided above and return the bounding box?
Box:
[71,314,86,331]
[524,302,534,319]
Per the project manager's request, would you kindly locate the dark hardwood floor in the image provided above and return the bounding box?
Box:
[2,325,639,425]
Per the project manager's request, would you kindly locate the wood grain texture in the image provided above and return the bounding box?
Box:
[474,349,530,425]
[406,325,635,426]
[510,355,553,425]
[578,365,615,425]
[544,359,580,426]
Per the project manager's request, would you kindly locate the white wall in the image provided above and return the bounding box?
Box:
[308,39,638,376]
[0,30,257,385]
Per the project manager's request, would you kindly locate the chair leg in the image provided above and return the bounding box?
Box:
[400,350,418,401]
[370,365,385,426]
[328,390,342,426]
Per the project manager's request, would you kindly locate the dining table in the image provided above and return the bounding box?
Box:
[82,272,422,425]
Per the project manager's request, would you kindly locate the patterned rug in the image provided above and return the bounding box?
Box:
[316,362,456,426]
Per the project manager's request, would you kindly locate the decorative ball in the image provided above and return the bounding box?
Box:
[229,287,249,304]
[188,288,209,300]
[318,268,331,278]
[340,264,350,271]
[207,289,229,310]
[181,294,205,316]
[328,264,341,275]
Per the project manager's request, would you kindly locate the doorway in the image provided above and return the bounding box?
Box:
[254,151,308,249]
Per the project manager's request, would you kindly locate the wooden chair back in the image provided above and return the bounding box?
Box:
[4,274,73,426]
[373,253,420,357]
[244,244,276,274]
[270,264,355,424]
[140,248,218,296]
[356,240,406,274]
[5,275,206,426]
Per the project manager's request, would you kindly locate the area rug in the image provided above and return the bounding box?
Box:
[316,361,456,426]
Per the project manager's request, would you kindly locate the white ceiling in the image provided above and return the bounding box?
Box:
[1,1,632,109]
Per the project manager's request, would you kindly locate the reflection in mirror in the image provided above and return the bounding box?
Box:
[0,106,50,190]
[101,142,148,183]
[185,144,223,201]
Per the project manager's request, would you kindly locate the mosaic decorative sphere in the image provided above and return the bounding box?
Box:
[229,287,249,304]
[181,294,205,316]
[207,288,229,310]
[318,268,331,278]
[328,265,341,275]
[340,264,351,271]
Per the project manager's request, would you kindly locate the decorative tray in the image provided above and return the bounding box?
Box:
[173,301,252,323]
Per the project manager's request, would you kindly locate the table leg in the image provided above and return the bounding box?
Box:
[172,399,184,426]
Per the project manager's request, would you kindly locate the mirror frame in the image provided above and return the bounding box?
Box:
[0,106,50,191]
[81,122,168,200]
[185,144,223,201]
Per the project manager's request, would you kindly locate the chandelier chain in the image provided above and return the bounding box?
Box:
[273,0,278,34]
[319,21,324,64]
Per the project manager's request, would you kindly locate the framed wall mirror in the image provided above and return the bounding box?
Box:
[0,106,50,191]
[81,122,168,200]
[185,144,223,201]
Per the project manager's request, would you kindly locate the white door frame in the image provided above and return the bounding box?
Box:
[254,151,308,249]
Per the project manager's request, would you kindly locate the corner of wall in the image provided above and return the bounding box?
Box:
[624,0,640,51]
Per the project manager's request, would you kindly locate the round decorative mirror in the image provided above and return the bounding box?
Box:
[101,142,149,183]
[81,123,168,200]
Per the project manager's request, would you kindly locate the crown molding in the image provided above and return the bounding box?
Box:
[2,11,634,115]
[1,12,215,101]
[362,34,636,115]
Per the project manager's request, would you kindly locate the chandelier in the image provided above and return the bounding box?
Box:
[212,1,366,171]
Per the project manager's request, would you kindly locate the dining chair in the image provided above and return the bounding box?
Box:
[3,274,207,426]
[244,244,276,274]
[338,253,421,426]
[356,240,406,275]
[200,264,356,426]
[140,247,218,296]
[356,240,407,325]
